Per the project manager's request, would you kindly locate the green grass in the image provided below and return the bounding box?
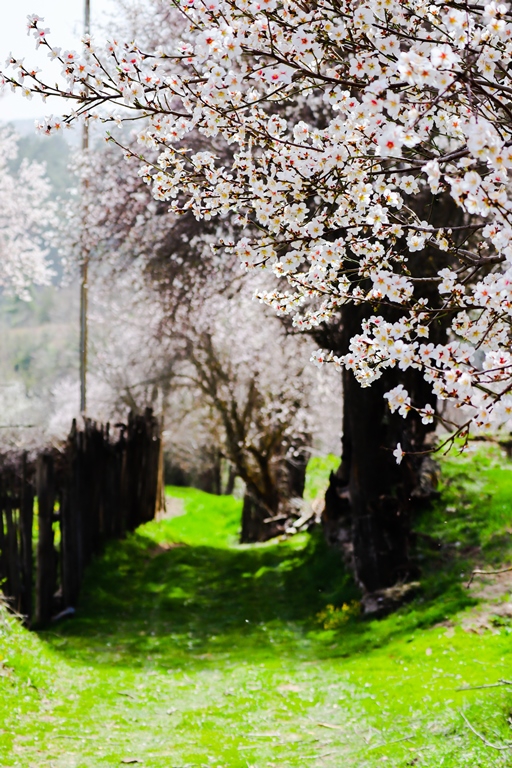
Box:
[2,447,512,766]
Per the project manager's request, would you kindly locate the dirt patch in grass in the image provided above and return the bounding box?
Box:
[155,495,185,521]
[146,541,186,558]
[462,568,512,633]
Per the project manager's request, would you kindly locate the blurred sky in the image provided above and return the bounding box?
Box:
[0,0,115,121]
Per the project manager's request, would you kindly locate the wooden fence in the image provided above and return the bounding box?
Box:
[0,409,164,627]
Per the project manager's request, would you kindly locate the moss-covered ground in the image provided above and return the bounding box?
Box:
[2,447,512,766]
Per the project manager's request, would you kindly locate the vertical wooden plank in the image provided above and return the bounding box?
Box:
[98,423,106,540]
[60,482,79,610]
[81,420,96,566]
[105,428,115,540]
[103,424,117,541]
[143,410,153,523]
[4,478,22,614]
[35,453,56,627]
[0,479,6,603]
[61,420,85,609]
[80,423,90,567]
[125,411,139,531]
[93,423,103,547]
[156,418,165,518]
[144,410,160,523]
[19,455,34,623]
[118,425,128,538]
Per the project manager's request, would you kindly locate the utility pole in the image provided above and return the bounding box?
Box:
[79,0,91,414]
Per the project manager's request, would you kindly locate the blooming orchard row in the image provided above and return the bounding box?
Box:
[5,0,512,455]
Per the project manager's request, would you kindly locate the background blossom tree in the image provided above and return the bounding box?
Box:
[0,128,54,299]
[169,287,341,541]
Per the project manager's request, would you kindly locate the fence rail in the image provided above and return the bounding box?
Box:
[0,409,163,627]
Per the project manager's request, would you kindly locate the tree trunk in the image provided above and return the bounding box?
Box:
[241,492,269,542]
[239,448,309,543]
[285,450,308,499]
[240,490,286,542]
[343,366,420,591]
[322,304,438,593]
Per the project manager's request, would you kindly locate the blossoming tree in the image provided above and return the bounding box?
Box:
[170,287,341,541]
[6,0,512,587]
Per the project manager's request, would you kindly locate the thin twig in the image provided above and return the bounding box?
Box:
[461,712,512,751]
[466,566,512,588]
[367,734,414,751]
[457,680,512,692]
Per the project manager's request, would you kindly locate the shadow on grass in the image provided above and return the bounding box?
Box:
[39,522,478,672]
[40,527,363,668]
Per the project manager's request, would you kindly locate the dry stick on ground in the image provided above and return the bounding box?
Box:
[466,566,512,588]
[461,712,512,751]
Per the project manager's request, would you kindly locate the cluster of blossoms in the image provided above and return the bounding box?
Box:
[6,1,512,452]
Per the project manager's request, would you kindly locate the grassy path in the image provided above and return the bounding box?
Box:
[2,449,512,766]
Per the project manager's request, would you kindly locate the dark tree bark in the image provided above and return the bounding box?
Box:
[223,463,237,495]
[241,492,276,542]
[322,306,439,592]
